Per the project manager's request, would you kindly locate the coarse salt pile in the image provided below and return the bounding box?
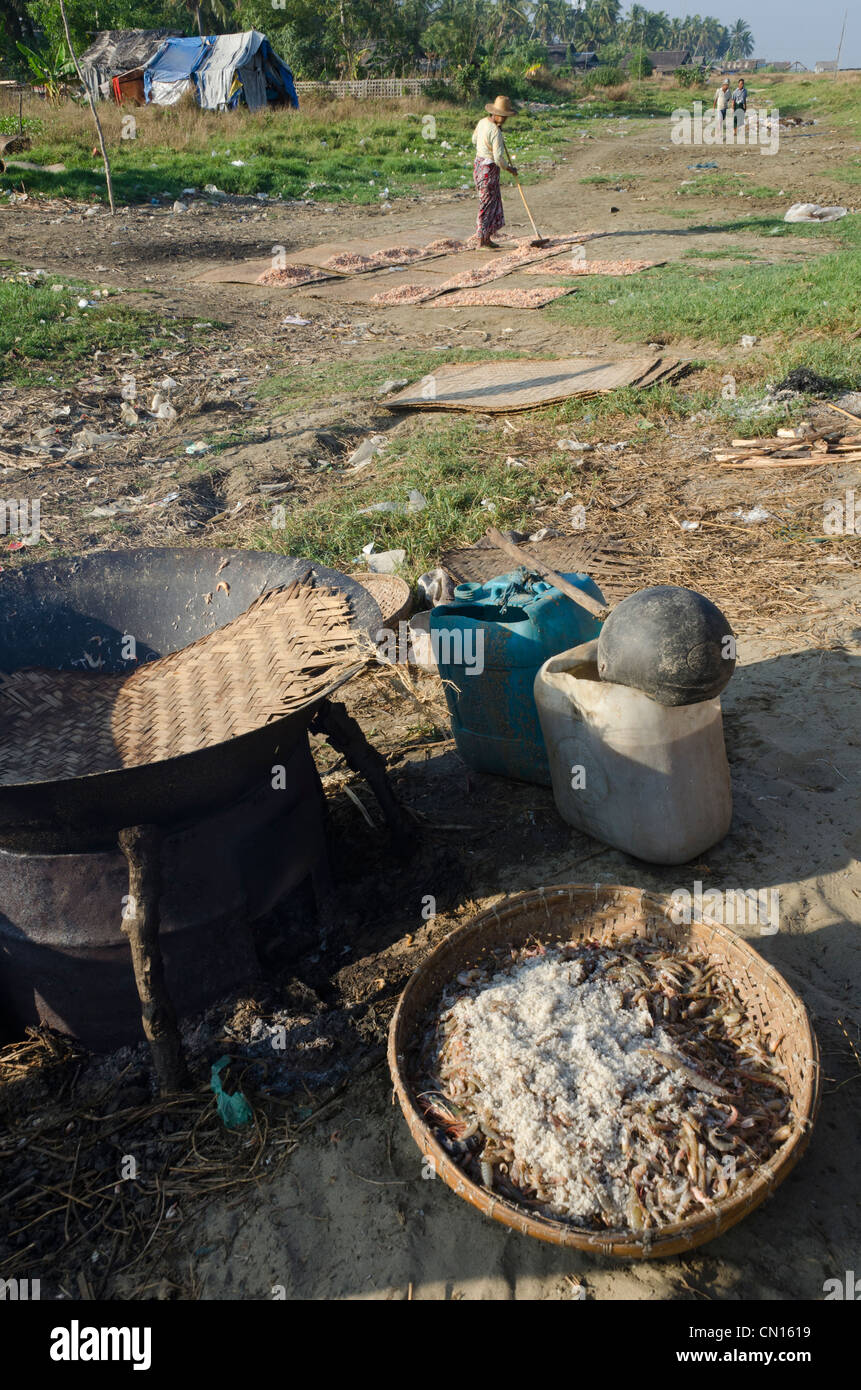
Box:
[443,953,678,1220]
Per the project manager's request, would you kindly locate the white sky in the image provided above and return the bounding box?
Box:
[627,1,857,69]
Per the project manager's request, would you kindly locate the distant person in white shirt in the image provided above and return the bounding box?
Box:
[732,78,747,131]
[714,79,731,130]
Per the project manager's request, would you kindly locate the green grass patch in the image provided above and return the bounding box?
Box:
[0,103,574,207]
[254,417,584,577]
[579,172,639,185]
[682,248,765,261]
[827,159,861,186]
[0,273,213,384]
[678,171,782,199]
[548,217,861,348]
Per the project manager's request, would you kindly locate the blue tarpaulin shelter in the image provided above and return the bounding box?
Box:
[144,36,209,105]
[142,30,298,110]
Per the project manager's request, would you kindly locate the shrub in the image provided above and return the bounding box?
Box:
[584,64,624,90]
[675,65,706,88]
[628,48,652,79]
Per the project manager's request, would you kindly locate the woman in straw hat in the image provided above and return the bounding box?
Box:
[471,95,519,249]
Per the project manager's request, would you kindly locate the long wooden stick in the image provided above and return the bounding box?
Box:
[119,824,190,1095]
[826,402,861,426]
[486,527,608,619]
[515,179,548,244]
[58,0,115,215]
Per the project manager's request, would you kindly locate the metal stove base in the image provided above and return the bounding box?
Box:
[0,735,327,1052]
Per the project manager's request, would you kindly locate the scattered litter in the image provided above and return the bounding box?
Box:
[72,428,124,450]
[688,161,718,169]
[773,367,843,397]
[784,203,847,223]
[375,378,409,397]
[739,334,758,349]
[680,519,701,531]
[417,569,455,607]
[365,548,406,574]
[280,314,311,326]
[346,435,387,470]
[210,1056,253,1129]
[358,489,426,517]
[172,200,188,214]
[86,497,144,518]
[185,441,211,455]
[733,506,773,523]
[557,439,592,452]
[120,402,139,426]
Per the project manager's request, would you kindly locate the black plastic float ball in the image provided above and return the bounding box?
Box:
[596,585,736,706]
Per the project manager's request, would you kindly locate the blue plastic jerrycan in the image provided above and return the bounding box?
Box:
[429,568,605,785]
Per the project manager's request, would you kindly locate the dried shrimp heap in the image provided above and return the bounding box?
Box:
[415,937,793,1232]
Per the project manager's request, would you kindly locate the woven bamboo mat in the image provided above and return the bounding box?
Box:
[432,286,574,309]
[441,535,644,607]
[0,582,367,786]
[384,355,685,413]
[370,234,600,308]
[194,259,338,287]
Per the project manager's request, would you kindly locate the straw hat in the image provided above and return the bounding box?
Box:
[485,95,517,118]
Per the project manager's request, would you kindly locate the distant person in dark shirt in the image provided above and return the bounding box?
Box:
[732,78,747,132]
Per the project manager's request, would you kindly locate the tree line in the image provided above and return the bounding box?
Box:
[1,0,755,85]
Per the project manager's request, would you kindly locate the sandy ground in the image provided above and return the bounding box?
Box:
[186,568,861,1301]
[1,112,859,1302]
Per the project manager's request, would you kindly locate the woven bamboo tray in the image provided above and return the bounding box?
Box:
[353,573,413,628]
[388,883,820,1259]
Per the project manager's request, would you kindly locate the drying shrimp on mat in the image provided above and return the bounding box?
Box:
[255,265,328,287]
[370,283,430,307]
[523,257,662,277]
[437,286,573,308]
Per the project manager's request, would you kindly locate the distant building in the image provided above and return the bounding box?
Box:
[815,60,838,73]
[543,43,598,69]
[648,49,692,73]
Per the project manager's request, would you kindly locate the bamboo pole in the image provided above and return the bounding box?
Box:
[119,825,191,1095]
[58,0,115,215]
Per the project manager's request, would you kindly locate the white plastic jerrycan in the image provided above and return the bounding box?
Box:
[534,640,732,864]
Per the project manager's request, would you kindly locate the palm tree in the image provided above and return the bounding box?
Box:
[493,0,531,47]
[4,0,38,54]
[530,0,572,44]
[728,18,754,58]
[169,0,234,39]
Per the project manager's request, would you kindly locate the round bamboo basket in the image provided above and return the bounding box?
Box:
[353,574,412,629]
[388,883,820,1259]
